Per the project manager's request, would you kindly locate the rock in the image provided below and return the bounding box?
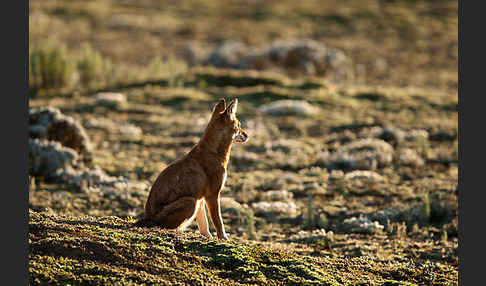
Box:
[180,42,210,66]
[322,139,394,171]
[287,229,334,246]
[263,39,353,81]
[329,170,345,181]
[251,201,298,217]
[258,100,320,116]
[340,216,384,234]
[289,228,331,240]
[205,41,251,69]
[220,197,250,217]
[343,170,385,183]
[405,129,429,142]
[259,190,294,201]
[397,148,424,167]
[200,39,353,82]
[28,137,134,189]
[94,92,127,108]
[28,106,140,190]
[29,139,80,179]
[29,107,93,163]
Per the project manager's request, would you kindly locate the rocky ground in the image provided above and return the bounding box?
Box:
[28,0,458,285]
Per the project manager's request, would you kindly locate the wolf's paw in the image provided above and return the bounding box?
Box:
[218,234,230,241]
[201,232,213,239]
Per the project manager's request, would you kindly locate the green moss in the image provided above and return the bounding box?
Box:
[178,240,339,285]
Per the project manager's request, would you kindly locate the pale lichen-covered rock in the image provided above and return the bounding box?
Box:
[258,100,320,116]
[262,39,353,81]
[205,41,251,69]
[340,216,384,234]
[251,201,298,217]
[94,92,127,108]
[202,39,353,82]
[29,137,140,190]
[320,139,394,171]
[289,228,332,240]
[328,169,345,181]
[259,190,294,202]
[343,170,385,183]
[220,197,251,217]
[29,106,93,163]
[405,129,429,142]
[28,107,144,191]
[397,148,425,167]
[286,229,334,246]
[180,42,211,66]
[29,139,81,179]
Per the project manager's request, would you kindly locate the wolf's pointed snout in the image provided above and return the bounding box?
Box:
[234,130,249,143]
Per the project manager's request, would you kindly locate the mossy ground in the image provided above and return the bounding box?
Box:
[29,0,457,285]
[29,211,456,285]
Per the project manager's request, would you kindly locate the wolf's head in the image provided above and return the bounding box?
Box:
[208,98,249,144]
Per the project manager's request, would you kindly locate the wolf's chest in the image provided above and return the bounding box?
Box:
[221,172,227,190]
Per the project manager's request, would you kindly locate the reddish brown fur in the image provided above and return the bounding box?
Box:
[137,98,248,240]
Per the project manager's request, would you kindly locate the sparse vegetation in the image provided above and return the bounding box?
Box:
[77,44,113,88]
[29,41,74,91]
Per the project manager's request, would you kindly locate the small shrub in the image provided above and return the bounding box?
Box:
[246,208,257,240]
[148,56,188,84]
[415,135,430,158]
[421,192,431,224]
[305,193,314,229]
[77,44,113,88]
[29,42,74,90]
[451,140,458,161]
[442,228,448,245]
[147,56,165,80]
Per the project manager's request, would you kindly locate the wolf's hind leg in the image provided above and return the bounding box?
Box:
[150,197,198,230]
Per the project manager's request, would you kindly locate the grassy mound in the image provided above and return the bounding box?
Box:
[29,210,457,285]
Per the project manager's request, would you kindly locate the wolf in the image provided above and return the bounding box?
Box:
[136,98,249,240]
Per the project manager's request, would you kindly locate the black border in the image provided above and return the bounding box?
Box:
[457,0,462,283]
[3,0,29,283]
[459,0,479,285]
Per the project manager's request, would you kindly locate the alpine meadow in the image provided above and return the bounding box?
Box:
[28,1,458,285]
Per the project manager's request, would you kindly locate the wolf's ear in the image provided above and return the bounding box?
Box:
[225,98,238,119]
[213,98,226,114]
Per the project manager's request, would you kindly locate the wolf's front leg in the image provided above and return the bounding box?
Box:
[196,200,212,238]
[206,194,229,240]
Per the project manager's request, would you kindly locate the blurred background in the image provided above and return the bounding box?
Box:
[29,0,458,91]
[29,0,458,264]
